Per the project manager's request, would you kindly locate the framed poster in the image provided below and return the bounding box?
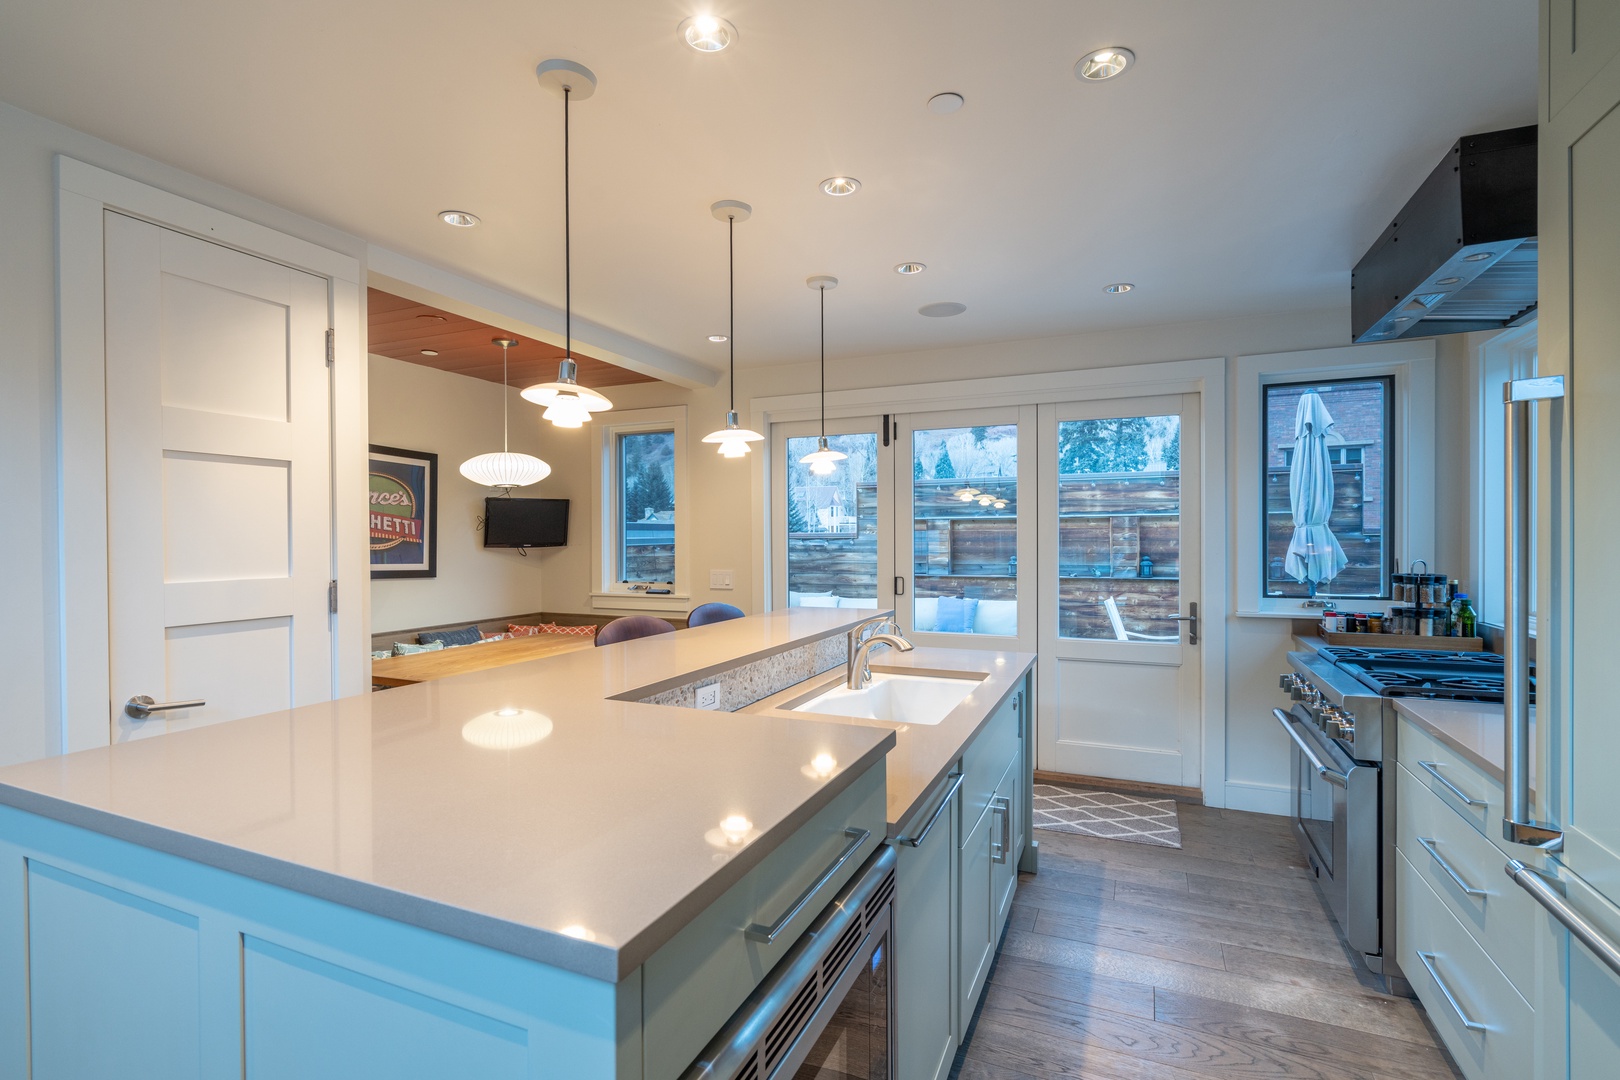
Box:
[370,445,437,578]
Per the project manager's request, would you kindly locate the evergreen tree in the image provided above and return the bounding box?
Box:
[1057,417,1153,474]
[788,496,809,534]
[913,455,926,480]
[970,425,989,448]
[933,450,956,479]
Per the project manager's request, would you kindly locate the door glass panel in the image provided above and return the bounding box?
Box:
[786,433,879,606]
[1056,415,1181,641]
[911,424,1018,635]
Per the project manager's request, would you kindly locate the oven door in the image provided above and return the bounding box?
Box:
[1275,707,1381,961]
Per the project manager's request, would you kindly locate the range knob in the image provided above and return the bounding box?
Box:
[1277,673,1295,691]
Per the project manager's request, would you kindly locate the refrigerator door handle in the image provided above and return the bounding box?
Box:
[1502,376,1564,851]
[1506,861,1620,980]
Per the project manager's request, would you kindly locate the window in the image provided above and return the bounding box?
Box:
[618,430,676,583]
[1262,377,1393,600]
[910,423,1019,635]
[1475,324,1538,628]
[593,407,689,608]
[785,432,879,606]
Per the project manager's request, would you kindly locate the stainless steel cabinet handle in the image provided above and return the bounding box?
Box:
[1506,860,1620,980]
[895,772,963,848]
[1273,709,1347,787]
[1417,837,1488,898]
[1417,760,1486,808]
[124,695,206,720]
[1416,952,1489,1032]
[1502,375,1564,850]
[991,796,1011,864]
[745,827,870,943]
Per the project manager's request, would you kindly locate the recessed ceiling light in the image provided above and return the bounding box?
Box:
[708,334,728,342]
[1076,47,1135,81]
[1464,251,1494,262]
[895,262,926,275]
[420,349,440,356]
[919,302,966,317]
[678,14,737,52]
[927,92,965,115]
[1435,277,1462,286]
[820,176,861,197]
[415,314,448,322]
[438,210,480,227]
[1103,282,1134,294]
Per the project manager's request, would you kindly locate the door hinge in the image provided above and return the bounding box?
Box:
[325,328,335,366]
[328,580,338,614]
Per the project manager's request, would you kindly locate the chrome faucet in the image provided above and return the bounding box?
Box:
[848,630,914,690]
[846,615,898,682]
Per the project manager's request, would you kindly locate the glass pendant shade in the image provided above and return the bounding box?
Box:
[459,337,551,488]
[703,410,764,457]
[799,435,847,476]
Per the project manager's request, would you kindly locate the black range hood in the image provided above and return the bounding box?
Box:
[1352,125,1537,343]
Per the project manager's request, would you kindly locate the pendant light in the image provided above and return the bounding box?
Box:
[459,337,553,488]
[702,200,764,458]
[522,60,613,428]
[799,275,847,476]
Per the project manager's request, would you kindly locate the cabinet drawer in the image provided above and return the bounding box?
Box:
[1398,716,1500,841]
[642,763,887,1080]
[960,689,1020,847]
[1396,762,1536,1001]
[1396,849,1532,1080]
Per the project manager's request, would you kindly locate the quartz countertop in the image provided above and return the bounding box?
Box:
[749,646,1036,834]
[1392,696,1534,785]
[0,609,896,983]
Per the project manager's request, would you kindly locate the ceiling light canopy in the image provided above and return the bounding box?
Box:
[820,176,861,197]
[460,338,552,489]
[1103,282,1134,294]
[1076,47,1135,81]
[703,200,765,459]
[524,60,612,427]
[679,14,737,52]
[895,262,926,275]
[438,210,480,227]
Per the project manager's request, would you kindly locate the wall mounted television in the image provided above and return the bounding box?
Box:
[484,498,569,549]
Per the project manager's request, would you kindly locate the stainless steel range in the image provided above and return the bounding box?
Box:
[1276,645,1518,994]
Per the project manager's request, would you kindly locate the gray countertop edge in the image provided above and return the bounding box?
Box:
[0,727,896,984]
[1391,697,1511,785]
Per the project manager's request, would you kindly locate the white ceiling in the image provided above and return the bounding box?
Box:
[0,0,1536,369]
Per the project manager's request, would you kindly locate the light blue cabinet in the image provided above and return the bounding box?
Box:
[893,775,959,1080]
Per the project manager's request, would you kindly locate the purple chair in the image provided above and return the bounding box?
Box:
[687,603,744,628]
[594,615,677,647]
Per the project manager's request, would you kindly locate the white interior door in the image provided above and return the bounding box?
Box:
[771,416,894,613]
[893,407,1036,651]
[1036,394,1202,788]
[104,211,334,741]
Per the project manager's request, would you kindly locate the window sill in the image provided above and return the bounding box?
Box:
[590,591,693,614]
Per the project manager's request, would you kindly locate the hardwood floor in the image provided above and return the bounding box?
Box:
[950,803,1464,1080]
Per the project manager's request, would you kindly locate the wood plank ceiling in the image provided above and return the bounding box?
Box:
[367,288,658,391]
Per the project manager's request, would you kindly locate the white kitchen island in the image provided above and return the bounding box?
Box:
[0,609,1034,1080]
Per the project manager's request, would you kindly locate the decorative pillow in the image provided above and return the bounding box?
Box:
[547,624,598,636]
[507,623,545,636]
[477,632,513,643]
[933,596,979,634]
[796,595,842,608]
[418,625,482,647]
[392,640,446,656]
[371,650,392,661]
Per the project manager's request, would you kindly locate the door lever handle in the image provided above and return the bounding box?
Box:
[125,695,206,720]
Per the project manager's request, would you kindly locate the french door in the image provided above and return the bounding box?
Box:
[1036,394,1201,787]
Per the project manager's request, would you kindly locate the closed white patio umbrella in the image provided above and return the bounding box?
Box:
[1285,391,1348,589]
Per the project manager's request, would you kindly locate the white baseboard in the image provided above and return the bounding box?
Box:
[1222,781,1291,817]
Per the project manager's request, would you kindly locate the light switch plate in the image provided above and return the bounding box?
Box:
[710,569,735,590]
[695,684,720,710]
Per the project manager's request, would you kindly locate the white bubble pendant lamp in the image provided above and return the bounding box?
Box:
[522,60,612,427]
[799,276,847,476]
[702,201,764,458]
[460,337,552,489]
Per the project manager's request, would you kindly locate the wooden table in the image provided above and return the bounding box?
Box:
[371,634,594,687]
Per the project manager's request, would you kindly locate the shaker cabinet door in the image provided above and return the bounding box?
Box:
[957,799,996,1033]
[893,783,958,1080]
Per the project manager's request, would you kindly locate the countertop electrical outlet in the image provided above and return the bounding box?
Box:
[696,683,720,709]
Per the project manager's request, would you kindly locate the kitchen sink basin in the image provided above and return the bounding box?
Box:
[790,671,985,726]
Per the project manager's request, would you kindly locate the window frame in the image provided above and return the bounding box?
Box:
[590,405,691,612]
[1233,339,1436,618]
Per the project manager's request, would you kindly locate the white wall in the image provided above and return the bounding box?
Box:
[537,308,1482,812]
[367,356,550,635]
[0,102,369,768]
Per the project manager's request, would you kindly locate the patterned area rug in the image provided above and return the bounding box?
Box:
[1032,784,1182,848]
